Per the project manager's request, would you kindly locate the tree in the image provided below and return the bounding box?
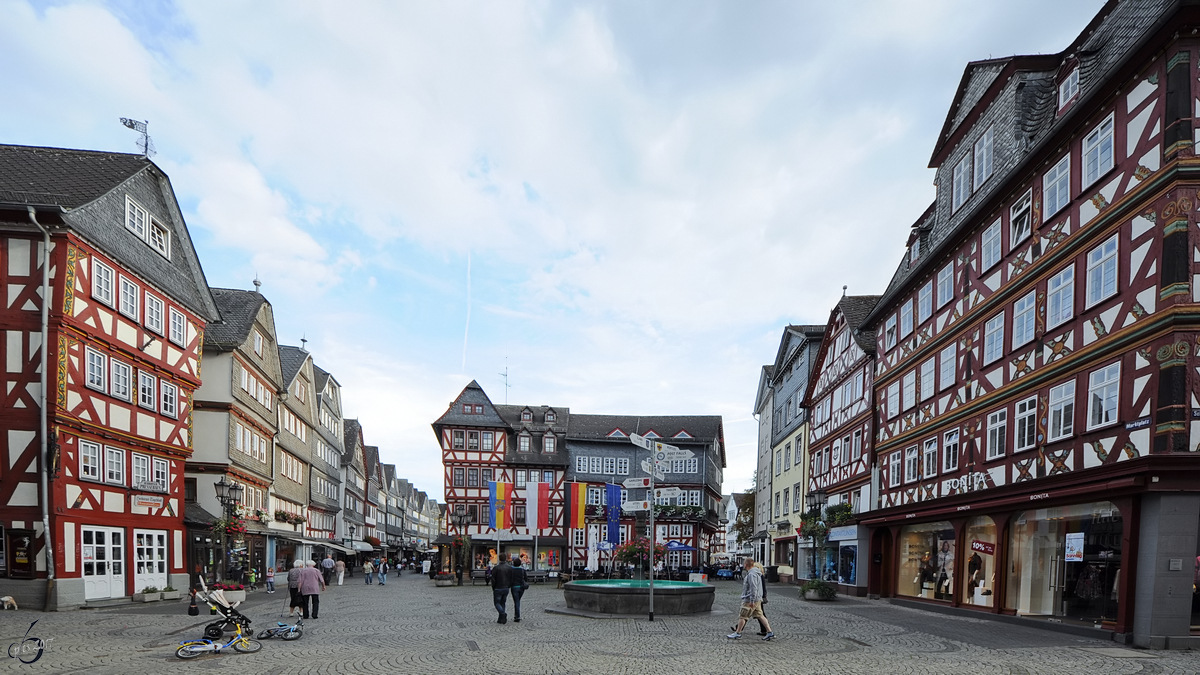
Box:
[732,489,756,546]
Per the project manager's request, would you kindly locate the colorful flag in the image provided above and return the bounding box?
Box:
[605,483,622,544]
[489,481,512,529]
[567,482,587,529]
[525,482,550,530]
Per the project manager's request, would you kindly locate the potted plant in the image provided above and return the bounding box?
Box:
[800,579,837,601]
[160,585,181,601]
[133,585,160,602]
[433,573,456,587]
[213,582,246,603]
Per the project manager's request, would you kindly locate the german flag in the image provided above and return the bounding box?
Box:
[567,482,587,529]
[489,481,512,529]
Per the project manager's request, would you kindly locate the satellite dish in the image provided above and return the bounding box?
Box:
[119,117,156,158]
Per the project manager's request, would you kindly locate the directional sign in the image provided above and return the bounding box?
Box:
[623,477,652,489]
[622,500,651,512]
[640,459,666,481]
[653,446,694,464]
[596,541,615,551]
[629,433,657,450]
[653,487,682,499]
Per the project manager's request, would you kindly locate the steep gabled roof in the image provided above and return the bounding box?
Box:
[363,445,380,478]
[342,418,363,461]
[312,364,331,393]
[205,288,268,350]
[838,295,882,352]
[0,144,148,208]
[753,364,774,416]
[278,345,310,389]
[494,404,570,433]
[432,380,508,431]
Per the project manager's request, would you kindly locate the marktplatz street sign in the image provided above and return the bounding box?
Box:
[622,477,652,489]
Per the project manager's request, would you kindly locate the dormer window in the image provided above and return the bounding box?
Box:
[543,434,556,453]
[124,196,171,260]
[1058,66,1079,110]
[909,237,920,261]
[607,429,626,438]
[546,411,556,423]
[521,410,532,422]
[518,434,531,452]
[474,404,483,414]
[644,431,660,439]
[673,430,693,439]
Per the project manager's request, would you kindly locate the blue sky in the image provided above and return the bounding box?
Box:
[2,0,1105,497]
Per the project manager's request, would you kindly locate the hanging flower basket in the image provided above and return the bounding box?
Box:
[365,535,382,548]
[613,537,666,566]
[213,516,247,537]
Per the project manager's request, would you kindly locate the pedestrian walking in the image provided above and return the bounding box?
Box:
[490,555,514,624]
[379,558,389,585]
[298,560,326,620]
[265,566,276,593]
[286,559,305,619]
[363,559,375,584]
[335,558,345,586]
[731,561,770,636]
[509,554,529,623]
[727,558,774,641]
[321,554,335,585]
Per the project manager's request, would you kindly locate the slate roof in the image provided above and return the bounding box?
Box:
[278,345,309,388]
[0,144,148,208]
[866,0,1174,328]
[838,295,881,352]
[432,380,508,429]
[205,288,267,351]
[363,445,380,477]
[566,414,722,444]
[343,419,363,459]
[184,501,218,527]
[312,364,331,394]
[494,404,570,435]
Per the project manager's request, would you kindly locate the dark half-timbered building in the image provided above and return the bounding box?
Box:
[0,144,219,608]
[802,295,878,594]
[861,0,1200,647]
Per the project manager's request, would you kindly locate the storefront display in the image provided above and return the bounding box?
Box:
[962,516,996,607]
[839,545,857,585]
[898,521,955,600]
[1006,501,1121,623]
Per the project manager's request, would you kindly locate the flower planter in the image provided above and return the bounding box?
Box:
[133,593,159,603]
[804,590,832,601]
[160,590,181,601]
[433,579,456,587]
[221,590,247,604]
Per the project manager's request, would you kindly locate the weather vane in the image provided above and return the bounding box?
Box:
[119,117,156,158]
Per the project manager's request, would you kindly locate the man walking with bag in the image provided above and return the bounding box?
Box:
[490,555,514,624]
[509,554,529,623]
[727,557,774,641]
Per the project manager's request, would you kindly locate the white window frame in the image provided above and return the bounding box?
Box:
[686,457,698,473]
[1047,264,1075,329]
[105,446,125,485]
[138,371,156,410]
[938,343,956,391]
[617,458,629,475]
[80,440,101,480]
[543,435,556,453]
[603,457,616,474]
[576,456,588,473]
[125,196,148,238]
[981,218,1001,270]
[1087,362,1120,430]
[1049,381,1076,441]
[904,446,919,484]
[952,153,972,212]
[886,382,900,419]
[1043,154,1070,217]
[1058,67,1079,110]
[922,438,938,479]
[590,457,602,473]
[919,358,935,401]
[92,259,114,306]
[917,282,932,324]
[889,451,901,488]
[169,308,186,346]
[110,360,132,401]
[132,452,150,487]
[973,126,993,189]
[984,312,1004,364]
[85,347,106,391]
[144,293,164,335]
[884,315,897,350]
[899,301,913,338]
[148,219,171,259]
[1012,291,1036,348]
[161,381,178,419]
[253,331,263,355]
[942,429,959,473]
[1085,235,1118,308]
[119,276,139,319]
[901,370,916,411]
[986,410,1007,461]
[1014,396,1037,453]
[1083,113,1115,188]
[1010,189,1032,246]
[936,262,953,308]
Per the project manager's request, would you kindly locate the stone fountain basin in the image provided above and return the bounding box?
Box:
[563,579,714,615]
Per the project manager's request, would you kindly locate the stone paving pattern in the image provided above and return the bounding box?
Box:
[2,572,1198,674]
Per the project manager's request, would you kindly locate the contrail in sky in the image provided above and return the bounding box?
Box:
[461,250,471,372]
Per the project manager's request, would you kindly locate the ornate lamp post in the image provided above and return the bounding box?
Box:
[450,510,470,585]
[804,489,827,581]
[213,476,243,582]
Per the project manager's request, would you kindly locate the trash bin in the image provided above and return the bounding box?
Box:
[765,565,780,583]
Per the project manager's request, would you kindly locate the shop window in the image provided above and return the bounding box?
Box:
[839,545,858,585]
[963,516,997,607]
[898,521,956,601]
[1006,502,1121,622]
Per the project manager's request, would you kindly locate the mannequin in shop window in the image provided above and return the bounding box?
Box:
[935,540,954,601]
[919,552,937,596]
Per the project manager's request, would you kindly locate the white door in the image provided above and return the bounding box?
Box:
[133,529,168,593]
[82,526,126,600]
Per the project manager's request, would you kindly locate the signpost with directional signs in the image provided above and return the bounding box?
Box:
[653,487,682,500]
[622,477,652,489]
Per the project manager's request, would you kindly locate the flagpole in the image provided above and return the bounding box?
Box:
[648,450,655,622]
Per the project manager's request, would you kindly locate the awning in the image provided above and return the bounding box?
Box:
[423,549,440,554]
[308,539,353,555]
[352,541,374,552]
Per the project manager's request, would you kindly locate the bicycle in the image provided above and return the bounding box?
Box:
[176,619,262,659]
[257,617,303,641]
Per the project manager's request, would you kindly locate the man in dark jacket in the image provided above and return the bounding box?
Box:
[509,555,530,623]
[491,557,514,624]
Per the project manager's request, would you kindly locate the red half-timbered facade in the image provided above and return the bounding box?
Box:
[859,0,1200,647]
[0,145,219,608]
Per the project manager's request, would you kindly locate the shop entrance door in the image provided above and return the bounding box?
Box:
[133,529,168,593]
[82,526,125,600]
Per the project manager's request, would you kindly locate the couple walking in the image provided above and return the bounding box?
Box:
[286,559,326,620]
[727,557,774,641]
[490,554,529,624]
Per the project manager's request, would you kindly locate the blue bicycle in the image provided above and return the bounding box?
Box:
[176,619,262,659]
[257,617,303,641]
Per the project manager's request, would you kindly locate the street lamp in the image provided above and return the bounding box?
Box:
[449,509,470,585]
[213,476,243,582]
[805,489,827,581]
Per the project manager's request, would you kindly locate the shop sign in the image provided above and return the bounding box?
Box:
[970,540,995,556]
[133,480,167,494]
[1064,532,1084,562]
[131,494,164,508]
[828,525,859,542]
[1124,417,1151,430]
[1192,408,1200,419]
[944,471,988,494]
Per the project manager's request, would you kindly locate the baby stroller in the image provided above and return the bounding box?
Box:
[193,577,253,639]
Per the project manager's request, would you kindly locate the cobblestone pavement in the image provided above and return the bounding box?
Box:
[3,572,1199,674]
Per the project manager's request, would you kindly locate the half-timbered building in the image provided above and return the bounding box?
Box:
[0,144,220,608]
[190,287,282,580]
[801,295,878,594]
[309,363,343,546]
[339,419,370,557]
[860,0,1200,647]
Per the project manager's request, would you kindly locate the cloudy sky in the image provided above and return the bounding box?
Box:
[3,0,1105,497]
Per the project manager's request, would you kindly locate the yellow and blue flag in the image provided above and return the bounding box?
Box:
[489,481,512,529]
